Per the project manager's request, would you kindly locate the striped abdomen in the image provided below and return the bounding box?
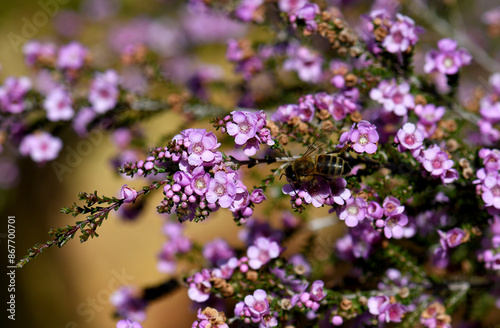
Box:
[315,155,350,177]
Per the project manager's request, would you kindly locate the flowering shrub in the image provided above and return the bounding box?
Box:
[3,0,500,327]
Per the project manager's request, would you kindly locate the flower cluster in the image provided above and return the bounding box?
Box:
[367,295,407,323]
[226,39,263,80]
[395,123,459,184]
[192,307,228,328]
[272,90,359,123]
[235,289,278,327]
[110,286,147,323]
[223,110,274,156]
[365,11,423,56]
[478,73,500,145]
[477,216,500,270]
[0,76,32,113]
[157,221,192,273]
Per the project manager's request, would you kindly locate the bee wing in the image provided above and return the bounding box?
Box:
[302,127,334,157]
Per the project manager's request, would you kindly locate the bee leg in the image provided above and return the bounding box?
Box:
[327,143,350,155]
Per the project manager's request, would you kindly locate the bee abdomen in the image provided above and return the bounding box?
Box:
[316,155,348,176]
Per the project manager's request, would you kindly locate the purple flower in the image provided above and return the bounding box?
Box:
[19,132,62,162]
[44,88,74,121]
[327,178,351,206]
[380,303,407,323]
[368,295,390,315]
[227,111,258,145]
[382,14,421,54]
[186,129,220,166]
[23,41,56,66]
[271,104,299,122]
[206,171,237,208]
[382,196,405,217]
[482,175,500,209]
[0,76,32,113]
[278,0,307,13]
[110,286,146,322]
[422,145,454,177]
[293,3,320,33]
[203,238,235,265]
[120,185,138,203]
[309,280,326,302]
[57,41,88,70]
[247,237,280,269]
[395,122,425,152]
[116,319,142,328]
[191,167,211,195]
[438,228,468,250]
[424,38,472,75]
[283,45,323,83]
[298,95,316,122]
[235,0,264,22]
[88,70,119,113]
[338,197,368,227]
[192,308,229,328]
[384,214,409,239]
[370,79,414,116]
[415,104,446,124]
[349,120,379,154]
[187,271,212,303]
[245,289,270,317]
[367,201,383,220]
[72,107,97,137]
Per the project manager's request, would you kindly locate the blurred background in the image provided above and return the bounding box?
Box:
[1,0,500,327]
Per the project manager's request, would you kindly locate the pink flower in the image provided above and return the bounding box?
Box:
[187,271,212,303]
[422,145,454,177]
[395,122,425,151]
[206,171,237,208]
[227,111,258,145]
[271,104,299,122]
[338,197,368,227]
[382,196,404,217]
[19,132,62,162]
[438,228,467,250]
[247,237,280,269]
[382,14,421,54]
[278,0,307,13]
[116,319,142,328]
[482,175,500,209]
[187,129,220,166]
[368,295,390,315]
[424,38,472,75]
[245,289,270,317]
[120,185,138,203]
[283,46,323,83]
[370,79,414,116]
[414,104,446,124]
[349,120,379,154]
[57,41,88,70]
[384,214,409,239]
[88,70,119,113]
[44,88,74,121]
[0,76,32,113]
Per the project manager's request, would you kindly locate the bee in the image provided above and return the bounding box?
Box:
[284,127,351,187]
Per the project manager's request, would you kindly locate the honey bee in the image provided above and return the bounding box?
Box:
[284,127,351,187]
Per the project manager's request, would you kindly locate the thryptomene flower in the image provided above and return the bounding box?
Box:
[338,197,368,227]
[110,286,147,322]
[247,237,280,269]
[206,171,237,208]
[88,69,119,113]
[395,122,425,152]
[382,196,405,217]
[382,14,421,54]
[120,185,138,203]
[422,145,454,177]
[370,79,415,116]
[384,214,409,239]
[192,307,228,328]
[349,120,379,154]
[19,132,62,162]
[291,3,320,33]
[57,41,88,70]
[43,88,74,121]
[0,76,32,113]
[438,228,468,250]
[271,104,299,122]
[235,0,264,22]
[278,0,307,13]
[424,38,471,75]
[245,289,271,317]
[203,238,235,265]
[23,41,57,67]
[116,319,142,328]
[283,45,323,83]
[226,111,258,145]
[188,270,212,303]
[482,175,500,209]
[187,129,220,166]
